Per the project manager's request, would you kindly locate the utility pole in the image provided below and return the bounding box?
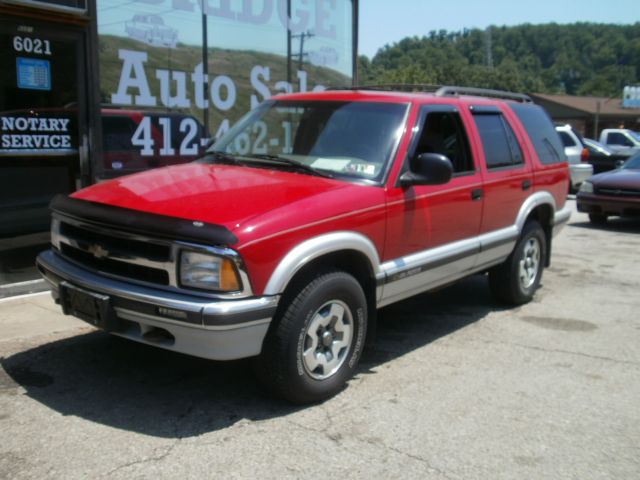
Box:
[485,26,494,69]
[594,100,600,139]
[292,31,315,72]
[286,0,292,87]
[201,0,209,137]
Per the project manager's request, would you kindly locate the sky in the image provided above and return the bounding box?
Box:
[359,0,640,58]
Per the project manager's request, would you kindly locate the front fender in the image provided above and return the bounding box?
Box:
[262,231,383,296]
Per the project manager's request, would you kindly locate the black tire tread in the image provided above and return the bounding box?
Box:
[255,269,365,404]
[489,220,546,306]
[588,213,607,225]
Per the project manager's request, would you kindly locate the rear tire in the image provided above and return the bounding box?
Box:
[255,270,367,404]
[588,213,607,225]
[489,221,546,306]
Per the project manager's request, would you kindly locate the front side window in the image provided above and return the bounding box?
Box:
[413,110,474,174]
[208,100,408,183]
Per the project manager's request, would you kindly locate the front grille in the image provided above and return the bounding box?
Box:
[55,218,175,287]
[596,187,640,197]
[60,222,170,260]
[61,244,170,285]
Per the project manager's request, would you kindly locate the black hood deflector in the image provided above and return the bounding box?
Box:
[50,195,238,246]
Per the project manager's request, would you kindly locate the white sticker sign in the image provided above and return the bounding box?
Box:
[0,115,75,152]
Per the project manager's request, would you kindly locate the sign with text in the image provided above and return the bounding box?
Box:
[97,0,354,173]
[623,86,640,109]
[16,58,51,91]
[0,114,76,154]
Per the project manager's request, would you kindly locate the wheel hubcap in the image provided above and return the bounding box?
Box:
[519,237,541,290]
[302,300,353,380]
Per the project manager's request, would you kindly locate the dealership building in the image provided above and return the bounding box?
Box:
[0,0,358,294]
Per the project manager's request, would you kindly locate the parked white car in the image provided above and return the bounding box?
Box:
[556,124,593,192]
[125,14,178,48]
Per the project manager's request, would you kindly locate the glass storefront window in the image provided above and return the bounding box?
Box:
[8,1,87,13]
[96,0,354,179]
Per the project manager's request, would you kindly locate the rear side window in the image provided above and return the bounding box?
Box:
[510,103,565,164]
[472,113,523,169]
[558,131,577,147]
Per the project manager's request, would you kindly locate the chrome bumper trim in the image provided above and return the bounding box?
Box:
[37,250,278,328]
[37,249,278,360]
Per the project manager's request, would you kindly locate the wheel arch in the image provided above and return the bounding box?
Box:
[263,232,382,345]
[516,192,555,267]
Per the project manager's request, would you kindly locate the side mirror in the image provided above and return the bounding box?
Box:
[399,153,453,187]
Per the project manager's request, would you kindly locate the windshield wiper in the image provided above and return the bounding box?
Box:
[245,153,334,178]
[197,150,240,165]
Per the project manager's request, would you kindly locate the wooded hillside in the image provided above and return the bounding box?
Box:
[359,23,640,96]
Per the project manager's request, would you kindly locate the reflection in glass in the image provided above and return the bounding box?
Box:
[97,0,354,179]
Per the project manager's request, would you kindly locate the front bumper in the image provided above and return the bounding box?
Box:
[576,193,640,218]
[569,164,594,189]
[36,250,278,360]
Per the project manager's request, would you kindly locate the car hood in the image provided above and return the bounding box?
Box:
[71,163,378,241]
[589,168,640,189]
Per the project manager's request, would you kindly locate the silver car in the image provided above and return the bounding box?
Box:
[556,124,593,192]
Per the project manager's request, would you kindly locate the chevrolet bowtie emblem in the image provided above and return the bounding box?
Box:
[87,244,109,259]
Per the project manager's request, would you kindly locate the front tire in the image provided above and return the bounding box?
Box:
[489,221,546,305]
[256,270,367,404]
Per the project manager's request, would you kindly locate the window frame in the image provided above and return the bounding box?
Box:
[401,104,476,185]
[471,106,525,171]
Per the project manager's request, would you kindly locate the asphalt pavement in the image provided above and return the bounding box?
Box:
[1,199,639,479]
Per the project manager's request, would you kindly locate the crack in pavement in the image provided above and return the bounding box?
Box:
[477,339,640,367]
[284,415,455,479]
[103,439,180,477]
[103,401,196,477]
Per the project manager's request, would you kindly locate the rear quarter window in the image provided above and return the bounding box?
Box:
[558,131,577,147]
[510,103,566,164]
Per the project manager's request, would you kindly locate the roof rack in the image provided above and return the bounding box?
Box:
[435,86,532,103]
[335,84,532,103]
[328,84,441,92]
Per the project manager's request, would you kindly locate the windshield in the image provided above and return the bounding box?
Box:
[622,153,640,169]
[208,100,408,182]
[630,131,640,142]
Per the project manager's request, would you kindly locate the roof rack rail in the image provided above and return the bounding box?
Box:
[329,84,533,103]
[435,86,532,103]
[329,84,441,92]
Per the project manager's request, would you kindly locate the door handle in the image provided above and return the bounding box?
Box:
[471,188,483,201]
[522,179,532,190]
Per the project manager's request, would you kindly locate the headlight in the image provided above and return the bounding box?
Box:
[579,181,593,194]
[179,251,241,292]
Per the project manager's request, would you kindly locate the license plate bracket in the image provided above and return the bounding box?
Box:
[59,281,119,331]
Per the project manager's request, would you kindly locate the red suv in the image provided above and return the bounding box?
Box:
[37,86,570,403]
